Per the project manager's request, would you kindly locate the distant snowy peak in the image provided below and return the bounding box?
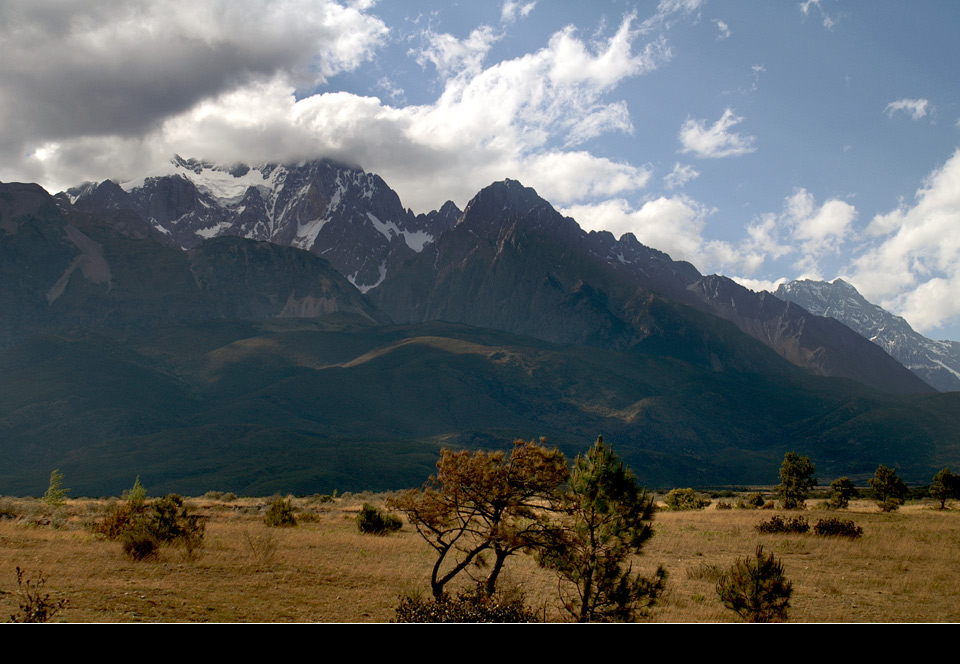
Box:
[776,278,960,392]
[70,156,460,292]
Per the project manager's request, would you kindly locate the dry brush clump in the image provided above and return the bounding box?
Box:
[91,483,205,560]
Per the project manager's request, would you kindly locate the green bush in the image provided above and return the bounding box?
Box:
[92,487,205,559]
[41,469,69,508]
[147,494,205,553]
[756,515,809,535]
[356,503,402,534]
[264,496,297,527]
[664,488,711,511]
[716,545,792,623]
[813,518,863,538]
[737,492,766,509]
[394,585,539,623]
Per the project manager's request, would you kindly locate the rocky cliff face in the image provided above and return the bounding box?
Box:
[776,279,960,391]
[371,180,933,393]
[1,182,383,349]
[64,156,460,292]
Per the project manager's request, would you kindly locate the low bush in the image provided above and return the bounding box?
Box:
[263,496,297,527]
[394,585,539,623]
[715,500,733,510]
[716,545,792,623]
[737,492,766,509]
[664,488,711,511]
[356,503,402,534]
[92,486,205,559]
[813,517,863,538]
[756,515,809,535]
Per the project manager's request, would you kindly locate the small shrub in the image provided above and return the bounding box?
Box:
[814,518,863,538]
[394,585,539,623]
[664,488,711,511]
[41,469,69,508]
[93,500,147,540]
[756,515,809,535]
[93,489,205,559]
[264,496,297,527]
[357,502,402,534]
[147,494,205,553]
[716,545,792,623]
[9,567,67,623]
[127,476,147,503]
[737,492,766,509]
[221,492,238,502]
[715,500,733,510]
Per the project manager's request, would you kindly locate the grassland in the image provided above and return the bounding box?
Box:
[1,493,958,622]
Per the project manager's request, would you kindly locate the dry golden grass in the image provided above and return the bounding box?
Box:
[1,494,958,622]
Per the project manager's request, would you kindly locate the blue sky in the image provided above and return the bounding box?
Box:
[3,0,960,339]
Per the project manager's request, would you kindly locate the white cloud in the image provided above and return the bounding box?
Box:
[559,195,773,277]
[501,0,536,24]
[6,11,669,213]
[413,26,500,79]
[664,162,700,189]
[728,276,789,294]
[849,148,960,334]
[884,98,930,121]
[799,0,837,29]
[678,108,757,159]
[713,19,731,40]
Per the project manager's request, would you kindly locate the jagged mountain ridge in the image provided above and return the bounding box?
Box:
[56,159,930,392]
[776,278,960,392]
[64,156,461,292]
[3,176,959,494]
[0,181,384,349]
[371,179,932,394]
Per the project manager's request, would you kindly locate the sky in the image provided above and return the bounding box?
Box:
[2,0,960,340]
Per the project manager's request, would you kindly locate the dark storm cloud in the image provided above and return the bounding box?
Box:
[0,0,388,146]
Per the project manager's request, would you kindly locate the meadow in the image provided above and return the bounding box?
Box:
[1,493,958,622]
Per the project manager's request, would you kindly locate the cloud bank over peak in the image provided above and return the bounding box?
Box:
[9,4,668,214]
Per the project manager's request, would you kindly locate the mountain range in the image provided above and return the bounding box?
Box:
[776,278,960,392]
[1,157,957,495]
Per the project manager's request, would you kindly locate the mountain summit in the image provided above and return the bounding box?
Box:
[776,278,960,391]
[65,156,460,292]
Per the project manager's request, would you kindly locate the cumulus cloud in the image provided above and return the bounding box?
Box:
[0,0,388,154]
[884,98,930,121]
[849,148,960,334]
[559,195,775,277]
[678,108,757,159]
[7,9,669,214]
